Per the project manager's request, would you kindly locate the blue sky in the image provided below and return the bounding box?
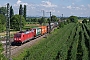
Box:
[0,0,90,17]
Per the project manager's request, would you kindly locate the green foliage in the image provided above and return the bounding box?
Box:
[23,5,26,20]
[89,18,90,23]
[0,43,3,52]
[0,14,6,32]
[10,6,14,19]
[0,7,6,16]
[68,16,78,23]
[81,24,90,60]
[0,14,6,24]
[64,21,67,25]
[10,14,26,31]
[82,19,87,23]
[38,17,45,25]
[26,18,39,22]
[19,4,23,15]
[51,15,59,22]
[59,22,64,28]
[66,19,71,23]
[47,18,50,23]
[0,43,7,60]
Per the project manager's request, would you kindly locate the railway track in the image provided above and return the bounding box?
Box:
[2,34,47,56]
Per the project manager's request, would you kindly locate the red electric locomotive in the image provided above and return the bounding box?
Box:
[14,30,34,44]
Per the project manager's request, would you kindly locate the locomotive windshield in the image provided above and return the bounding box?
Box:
[14,34,21,38]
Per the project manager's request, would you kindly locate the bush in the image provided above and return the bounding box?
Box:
[82,19,87,23]
[59,22,64,28]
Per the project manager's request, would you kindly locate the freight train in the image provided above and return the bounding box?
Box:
[13,22,58,44]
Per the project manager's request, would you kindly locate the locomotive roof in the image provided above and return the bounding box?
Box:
[18,30,34,34]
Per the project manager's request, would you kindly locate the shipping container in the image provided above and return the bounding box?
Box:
[36,27,41,36]
[39,26,47,35]
[32,27,41,37]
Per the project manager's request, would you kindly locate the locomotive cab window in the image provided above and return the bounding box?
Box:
[15,34,21,38]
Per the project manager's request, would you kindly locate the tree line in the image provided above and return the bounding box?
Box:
[26,15,59,25]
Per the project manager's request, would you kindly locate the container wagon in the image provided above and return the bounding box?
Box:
[39,26,47,35]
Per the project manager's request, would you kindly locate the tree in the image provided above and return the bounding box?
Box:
[66,19,71,23]
[19,4,22,15]
[89,18,90,23]
[47,18,50,23]
[10,6,14,19]
[10,14,26,30]
[68,16,78,23]
[51,15,58,22]
[23,5,26,20]
[82,19,87,23]
[0,14,6,32]
[0,7,6,16]
[59,22,64,28]
[38,17,45,25]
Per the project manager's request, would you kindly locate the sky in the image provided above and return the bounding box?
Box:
[0,0,90,17]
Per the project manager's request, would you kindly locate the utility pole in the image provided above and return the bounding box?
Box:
[61,14,63,21]
[47,12,51,33]
[41,10,45,25]
[6,3,11,60]
[41,10,45,17]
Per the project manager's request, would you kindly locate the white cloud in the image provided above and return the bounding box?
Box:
[57,11,60,13]
[0,5,1,7]
[88,4,90,8]
[71,12,74,15]
[75,7,81,10]
[67,5,84,10]
[72,3,75,5]
[50,9,55,12]
[62,7,65,8]
[17,0,21,4]
[67,5,72,9]
[81,5,84,7]
[14,0,28,7]
[41,1,57,8]
[81,12,83,14]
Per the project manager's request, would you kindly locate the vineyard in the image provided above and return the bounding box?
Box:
[13,23,90,60]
